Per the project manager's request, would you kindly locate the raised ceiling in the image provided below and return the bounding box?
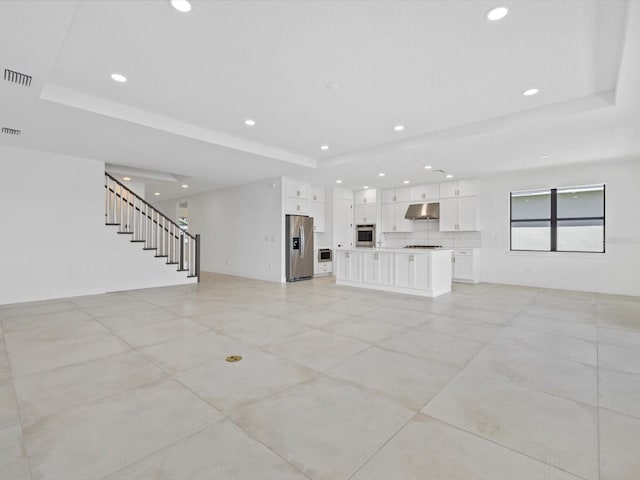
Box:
[1,0,638,198]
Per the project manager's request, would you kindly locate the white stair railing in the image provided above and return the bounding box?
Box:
[104,173,200,279]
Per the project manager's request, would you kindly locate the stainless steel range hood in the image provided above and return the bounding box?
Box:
[405,203,440,220]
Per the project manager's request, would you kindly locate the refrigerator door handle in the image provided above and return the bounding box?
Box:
[300,225,305,259]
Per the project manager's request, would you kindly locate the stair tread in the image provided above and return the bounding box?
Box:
[143,248,157,250]
[117,231,133,235]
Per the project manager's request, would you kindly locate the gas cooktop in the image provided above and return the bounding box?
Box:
[403,245,443,249]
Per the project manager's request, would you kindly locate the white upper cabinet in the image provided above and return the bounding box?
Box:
[354,204,376,225]
[409,184,440,202]
[285,178,310,199]
[309,201,325,232]
[310,186,325,203]
[439,196,478,231]
[284,177,311,215]
[381,187,410,203]
[355,189,376,205]
[308,185,325,231]
[380,202,413,232]
[439,179,477,198]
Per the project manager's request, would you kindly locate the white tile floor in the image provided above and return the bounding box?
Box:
[1,273,640,479]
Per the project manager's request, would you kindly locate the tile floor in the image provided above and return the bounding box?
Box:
[1,273,639,479]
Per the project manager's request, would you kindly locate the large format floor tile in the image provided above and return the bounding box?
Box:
[422,374,598,480]
[320,316,409,344]
[463,344,598,405]
[24,380,222,480]
[598,342,640,375]
[381,328,485,367]
[599,368,640,419]
[599,409,640,480]
[102,420,308,480]
[2,274,639,478]
[114,318,208,348]
[13,351,167,427]
[492,326,597,365]
[0,425,31,480]
[326,346,458,410]
[176,349,317,414]
[263,330,369,371]
[3,319,109,352]
[351,415,582,480]
[8,334,130,377]
[230,376,414,480]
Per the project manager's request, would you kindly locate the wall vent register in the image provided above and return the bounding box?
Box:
[4,68,32,87]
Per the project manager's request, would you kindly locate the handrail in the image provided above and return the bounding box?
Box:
[105,184,183,241]
[104,172,200,281]
[105,173,196,241]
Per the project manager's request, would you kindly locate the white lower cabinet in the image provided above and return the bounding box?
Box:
[394,253,430,290]
[335,250,361,282]
[336,249,451,297]
[362,251,393,286]
[451,249,479,283]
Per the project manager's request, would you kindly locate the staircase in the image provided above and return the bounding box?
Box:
[104,173,199,281]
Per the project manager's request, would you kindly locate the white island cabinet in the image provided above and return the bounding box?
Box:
[335,248,452,297]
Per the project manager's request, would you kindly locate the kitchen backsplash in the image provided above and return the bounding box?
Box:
[380,220,481,249]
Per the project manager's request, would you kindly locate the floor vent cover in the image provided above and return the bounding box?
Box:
[4,68,32,86]
[1,127,21,136]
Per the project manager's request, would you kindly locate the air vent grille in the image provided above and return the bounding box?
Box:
[4,69,32,87]
[1,127,21,136]
[434,169,446,173]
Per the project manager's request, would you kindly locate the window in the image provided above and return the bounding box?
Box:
[510,184,605,253]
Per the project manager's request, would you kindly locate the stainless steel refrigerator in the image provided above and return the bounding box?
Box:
[285,215,314,281]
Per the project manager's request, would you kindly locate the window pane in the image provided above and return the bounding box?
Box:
[511,190,550,220]
[557,219,604,252]
[511,221,551,251]
[557,185,604,218]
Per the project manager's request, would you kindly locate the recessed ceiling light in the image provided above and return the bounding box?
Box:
[378,173,385,177]
[394,125,405,132]
[522,88,539,96]
[403,180,410,184]
[110,73,127,83]
[123,177,131,181]
[171,0,191,13]
[154,192,160,196]
[363,186,369,189]
[244,119,256,126]
[540,154,550,159]
[336,180,343,184]
[446,174,454,178]
[181,184,189,188]
[487,6,508,21]
[320,145,330,151]
[424,165,433,170]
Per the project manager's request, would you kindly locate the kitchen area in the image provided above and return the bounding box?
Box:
[283,176,481,297]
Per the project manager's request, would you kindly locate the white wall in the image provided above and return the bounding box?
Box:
[0,145,201,305]
[104,228,196,291]
[176,178,283,282]
[0,145,106,304]
[478,157,640,296]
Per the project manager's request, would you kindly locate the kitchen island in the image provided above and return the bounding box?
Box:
[335,248,452,297]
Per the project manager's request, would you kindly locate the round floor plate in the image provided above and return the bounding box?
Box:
[226,355,242,362]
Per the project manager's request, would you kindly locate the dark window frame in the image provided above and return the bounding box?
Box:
[510,185,605,253]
